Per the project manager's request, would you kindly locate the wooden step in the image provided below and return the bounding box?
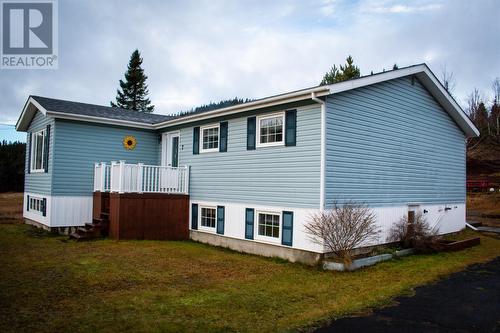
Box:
[77,227,91,233]
[69,232,86,240]
[69,209,110,241]
[88,222,105,230]
[85,222,95,229]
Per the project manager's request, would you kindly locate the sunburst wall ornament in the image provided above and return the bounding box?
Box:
[123,136,137,150]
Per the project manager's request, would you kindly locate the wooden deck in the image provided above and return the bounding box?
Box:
[93,192,189,241]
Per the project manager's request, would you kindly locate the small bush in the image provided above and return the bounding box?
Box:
[306,200,380,265]
[387,212,439,253]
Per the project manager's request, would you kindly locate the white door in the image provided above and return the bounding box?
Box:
[162,132,180,190]
[162,132,180,167]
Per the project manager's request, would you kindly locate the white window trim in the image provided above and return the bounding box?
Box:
[30,129,46,173]
[162,131,180,167]
[199,205,217,232]
[256,112,285,148]
[199,123,220,153]
[255,210,281,244]
[28,196,44,215]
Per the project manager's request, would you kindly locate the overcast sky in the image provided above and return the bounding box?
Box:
[1,0,499,141]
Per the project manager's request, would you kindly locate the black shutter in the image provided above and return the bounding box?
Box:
[245,208,254,239]
[285,110,297,147]
[282,211,293,246]
[26,195,30,211]
[44,124,50,173]
[27,133,31,174]
[191,203,198,230]
[193,127,200,155]
[42,198,47,217]
[247,117,256,150]
[216,206,225,234]
[219,121,228,152]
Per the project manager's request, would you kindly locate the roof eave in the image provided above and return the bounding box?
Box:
[15,96,48,132]
[325,64,479,138]
[44,111,155,129]
[153,86,330,129]
[416,67,480,138]
[17,64,479,138]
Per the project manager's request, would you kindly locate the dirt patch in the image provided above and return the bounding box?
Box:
[467,193,500,227]
[0,192,23,224]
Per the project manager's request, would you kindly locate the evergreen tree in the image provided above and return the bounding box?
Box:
[320,56,361,85]
[111,49,154,113]
[475,102,489,135]
[392,63,399,70]
[0,141,25,192]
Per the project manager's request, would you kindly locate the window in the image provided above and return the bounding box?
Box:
[257,212,280,239]
[200,206,216,229]
[31,129,46,172]
[28,196,44,214]
[200,124,219,153]
[257,113,284,147]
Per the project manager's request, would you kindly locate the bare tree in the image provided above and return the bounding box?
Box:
[305,201,380,265]
[440,64,456,95]
[492,78,500,135]
[466,88,482,119]
[387,212,438,251]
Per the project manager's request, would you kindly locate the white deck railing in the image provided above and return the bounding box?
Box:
[94,161,189,195]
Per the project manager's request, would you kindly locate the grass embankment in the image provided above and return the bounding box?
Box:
[0,192,23,223]
[467,192,500,227]
[1,192,499,332]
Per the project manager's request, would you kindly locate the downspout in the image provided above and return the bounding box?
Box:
[311,92,326,211]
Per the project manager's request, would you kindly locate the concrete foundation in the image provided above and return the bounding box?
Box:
[190,230,323,265]
[24,218,50,231]
[24,218,78,235]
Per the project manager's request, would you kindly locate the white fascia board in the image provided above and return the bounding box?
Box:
[326,64,479,138]
[44,111,154,129]
[153,86,330,129]
[417,68,479,137]
[326,65,426,94]
[16,97,48,131]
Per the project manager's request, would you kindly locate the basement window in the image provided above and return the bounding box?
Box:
[28,196,45,214]
[257,212,280,239]
[200,206,216,230]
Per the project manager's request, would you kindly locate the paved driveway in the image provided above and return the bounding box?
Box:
[316,257,500,333]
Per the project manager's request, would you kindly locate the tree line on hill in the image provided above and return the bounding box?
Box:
[0,141,25,192]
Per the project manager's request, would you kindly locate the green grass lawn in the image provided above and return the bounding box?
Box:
[0,224,499,333]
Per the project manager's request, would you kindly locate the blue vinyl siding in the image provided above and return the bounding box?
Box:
[25,111,54,195]
[52,120,159,196]
[325,76,466,206]
[177,104,321,208]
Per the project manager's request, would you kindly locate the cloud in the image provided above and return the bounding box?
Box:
[368,2,443,14]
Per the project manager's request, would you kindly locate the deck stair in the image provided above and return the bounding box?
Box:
[468,221,483,228]
[69,212,109,241]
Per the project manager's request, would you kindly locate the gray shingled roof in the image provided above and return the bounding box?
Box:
[32,96,173,124]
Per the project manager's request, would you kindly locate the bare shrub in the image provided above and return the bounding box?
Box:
[305,201,380,265]
[387,212,439,252]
